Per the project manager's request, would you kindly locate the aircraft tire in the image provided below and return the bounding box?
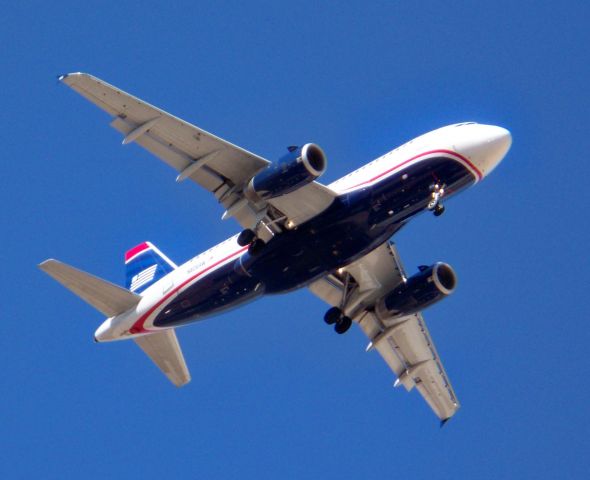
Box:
[335,316,352,334]
[238,229,256,246]
[324,306,342,325]
[248,238,266,256]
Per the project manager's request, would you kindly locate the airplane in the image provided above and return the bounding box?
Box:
[39,72,511,423]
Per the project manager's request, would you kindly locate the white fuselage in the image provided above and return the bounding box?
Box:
[95,123,511,342]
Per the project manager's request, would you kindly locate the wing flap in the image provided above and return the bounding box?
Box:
[110,114,261,190]
[134,330,191,387]
[61,72,270,192]
[414,359,459,421]
[267,182,337,227]
[357,311,406,377]
[371,313,460,418]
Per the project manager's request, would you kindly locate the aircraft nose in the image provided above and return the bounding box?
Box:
[485,125,512,163]
[455,124,511,179]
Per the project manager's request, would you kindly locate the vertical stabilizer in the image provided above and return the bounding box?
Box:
[125,242,177,293]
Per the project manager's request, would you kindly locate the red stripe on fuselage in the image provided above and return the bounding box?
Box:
[125,242,151,263]
[129,245,249,334]
[129,150,480,333]
[342,149,482,192]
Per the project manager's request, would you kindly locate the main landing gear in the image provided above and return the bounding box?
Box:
[323,270,355,335]
[237,228,266,256]
[428,183,446,217]
[237,228,256,246]
[324,306,353,334]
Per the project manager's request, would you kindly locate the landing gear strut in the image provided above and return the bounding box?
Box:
[324,306,352,334]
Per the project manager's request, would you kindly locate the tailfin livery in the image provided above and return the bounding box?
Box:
[39,255,190,387]
[125,242,177,293]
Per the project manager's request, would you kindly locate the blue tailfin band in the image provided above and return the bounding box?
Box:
[125,242,176,293]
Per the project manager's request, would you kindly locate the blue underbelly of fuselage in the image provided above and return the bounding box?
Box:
[153,156,475,328]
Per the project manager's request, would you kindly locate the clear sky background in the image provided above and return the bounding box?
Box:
[2,1,588,478]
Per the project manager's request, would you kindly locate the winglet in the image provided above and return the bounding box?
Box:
[58,72,84,83]
[58,72,89,87]
[439,417,451,428]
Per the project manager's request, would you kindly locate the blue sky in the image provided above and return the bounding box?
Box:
[2,1,589,478]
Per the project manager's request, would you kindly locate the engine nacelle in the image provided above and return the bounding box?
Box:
[374,263,457,320]
[245,143,327,201]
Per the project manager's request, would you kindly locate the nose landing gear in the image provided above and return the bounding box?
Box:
[433,203,445,216]
[428,183,446,216]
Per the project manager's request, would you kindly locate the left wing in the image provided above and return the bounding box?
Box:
[60,73,335,232]
[309,242,460,422]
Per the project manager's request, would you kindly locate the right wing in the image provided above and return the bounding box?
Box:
[362,311,460,422]
[60,73,336,233]
[309,242,460,422]
[134,330,191,387]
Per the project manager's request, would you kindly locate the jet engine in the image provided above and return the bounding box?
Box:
[374,262,457,320]
[245,143,327,201]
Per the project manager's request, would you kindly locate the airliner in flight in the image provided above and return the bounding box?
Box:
[40,73,511,423]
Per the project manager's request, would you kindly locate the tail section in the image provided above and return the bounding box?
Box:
[134,330,191,386]
[40,250,191,387]
[125,242,177,293]
[39,259,141,317]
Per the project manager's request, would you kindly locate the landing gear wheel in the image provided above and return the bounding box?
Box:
[334,316,352,334]
[324,306,342,325]
[428,183,446,214]
[433,203,445,217]
[248,238,266,256]
[237,229,256,246]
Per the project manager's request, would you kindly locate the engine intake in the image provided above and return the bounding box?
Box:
[246,143,327,201]
[374,262,457,320]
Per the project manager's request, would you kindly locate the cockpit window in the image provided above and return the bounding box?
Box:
[454,122,476,127]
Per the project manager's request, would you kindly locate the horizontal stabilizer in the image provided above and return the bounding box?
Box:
[39,259,141,317]
[134,330,191,387]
